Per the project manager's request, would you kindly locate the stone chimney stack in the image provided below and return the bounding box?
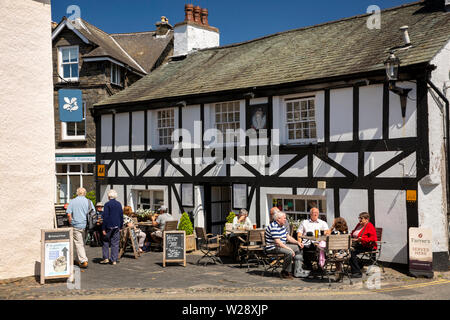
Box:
[173,5,220,56]
[155,16,173,36]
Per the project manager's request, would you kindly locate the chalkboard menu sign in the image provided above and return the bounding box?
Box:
[163,230,186,267]
[40,228,73,285]
[119,227,140,259]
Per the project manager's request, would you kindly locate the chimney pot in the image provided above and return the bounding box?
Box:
[194,6,202,24]
[201,8,209,26]
[185,4,194,22]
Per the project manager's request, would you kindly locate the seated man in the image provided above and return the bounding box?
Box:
[269,206,291,236]
[297,207,331,270]
[150,206,174,244]
[265,211,305,279]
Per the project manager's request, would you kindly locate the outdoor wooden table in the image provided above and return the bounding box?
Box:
[298,234,328,242]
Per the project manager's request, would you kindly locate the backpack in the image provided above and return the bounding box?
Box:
[86,201,97,231]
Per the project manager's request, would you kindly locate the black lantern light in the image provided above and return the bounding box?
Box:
[384,51,411,118]
[384,52,400,82]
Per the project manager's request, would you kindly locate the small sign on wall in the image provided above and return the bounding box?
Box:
[409,227,433,278]
[406,190,417,203]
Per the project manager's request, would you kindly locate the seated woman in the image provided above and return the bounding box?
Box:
[329,217,349,281]
[123,206,146,253]
[349,212,378,277]
[232,209,253,230]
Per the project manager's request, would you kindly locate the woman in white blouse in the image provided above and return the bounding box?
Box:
[232,209,253,230]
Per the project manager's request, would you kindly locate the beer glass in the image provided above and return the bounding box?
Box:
[314,229,319,238]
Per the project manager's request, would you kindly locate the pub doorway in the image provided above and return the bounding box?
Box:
[209,185,232,235]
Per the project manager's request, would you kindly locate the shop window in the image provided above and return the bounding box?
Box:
[55,163,94,204]
[272,196,326,222]
[138,190,164,211]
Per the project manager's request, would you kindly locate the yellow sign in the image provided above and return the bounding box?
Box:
[406,190,417,202]
[97,164,106,177]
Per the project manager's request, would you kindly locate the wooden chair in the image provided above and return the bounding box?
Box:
[357,227,385,273]
[322,234,353,286]
[164,220,178,231]
[237,229,265,271]
[260,231,285,278]
[195,227,223,266]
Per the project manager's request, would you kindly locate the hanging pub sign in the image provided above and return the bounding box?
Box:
[40,228,73,284]
[409,227,433,278]
[58,89,83,122]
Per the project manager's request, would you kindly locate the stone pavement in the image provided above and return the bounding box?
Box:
[1,245,449,300]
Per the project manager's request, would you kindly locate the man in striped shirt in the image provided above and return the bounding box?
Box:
[265,211,304,279]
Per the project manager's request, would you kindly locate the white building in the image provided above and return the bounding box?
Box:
[0,0,55,279]
[94,1,450,269]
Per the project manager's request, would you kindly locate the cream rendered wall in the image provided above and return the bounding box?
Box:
[419,39,450,256]
[0,0,55,279]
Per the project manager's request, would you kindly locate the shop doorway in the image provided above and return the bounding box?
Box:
[210,186,232,235]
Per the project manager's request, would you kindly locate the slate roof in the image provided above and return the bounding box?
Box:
[95,0,450,107]
[110,31,173,73]
[56,18,173,75]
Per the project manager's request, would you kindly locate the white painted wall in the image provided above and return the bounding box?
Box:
[419,39,450,255]
[131,111,145,151]
[364,151,416,178]
[0,0,55,280]
[374,190,408,264]
[115,113,129,152]
[359,84,383,140]
[330,87,353,142]
[339,189,368,231]
[389,81,417,139]
[101,114,113,153]
[174,23,219,56]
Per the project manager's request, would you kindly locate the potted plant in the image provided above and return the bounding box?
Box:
[223,211,236,235]
[178,212,196,252]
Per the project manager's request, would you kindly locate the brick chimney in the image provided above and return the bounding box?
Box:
[173,5,219,56]
[193,6,202,24]
[201,8,209,26]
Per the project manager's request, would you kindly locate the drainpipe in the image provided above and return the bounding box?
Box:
[427,79,450,216]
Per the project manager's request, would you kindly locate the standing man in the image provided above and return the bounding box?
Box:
[297,207,331,270]
[100,190,123,265]
[66,187,94,269]
[265,211,305,279]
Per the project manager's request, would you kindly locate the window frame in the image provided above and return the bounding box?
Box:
[58,45,79,82]
[55,163,93,204]
[155,108,175,148]
[271,195,327,222]
[110,62,122,86]
[284,96,317,145]
[208,100,245,148]
[137,190,165,211]
[61,101,86,141]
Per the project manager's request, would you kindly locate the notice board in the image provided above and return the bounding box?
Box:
[40,228,73,284]
[163,230,186,267]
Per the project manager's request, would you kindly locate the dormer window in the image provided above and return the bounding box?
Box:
[58,46,79,82]
[111,62,122,86]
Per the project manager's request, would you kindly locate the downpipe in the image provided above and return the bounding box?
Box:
[427,79,450,222]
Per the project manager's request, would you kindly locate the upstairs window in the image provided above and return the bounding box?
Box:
[286,97,317,143]
[111,62,122,86]
[59,46,79,81]
[61,102,86,141]
[157,109,174,146]
[214,101,240,144]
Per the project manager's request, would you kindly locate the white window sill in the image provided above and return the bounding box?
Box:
[59,78,79,83]
[61,137,87,142]
[286,139,318,145]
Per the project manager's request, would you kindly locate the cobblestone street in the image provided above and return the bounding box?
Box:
[1,246,449,300]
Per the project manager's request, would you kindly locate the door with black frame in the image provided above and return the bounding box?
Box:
[209,185,232,235]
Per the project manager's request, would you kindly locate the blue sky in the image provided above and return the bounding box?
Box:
[52,0,415,45]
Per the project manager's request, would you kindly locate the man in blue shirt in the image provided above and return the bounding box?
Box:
[66,187,94,269]
[265,211,304,279]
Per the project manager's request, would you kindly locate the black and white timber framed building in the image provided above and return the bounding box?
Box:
[93,1,450,269]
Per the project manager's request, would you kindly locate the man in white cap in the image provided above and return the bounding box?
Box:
[150,205,174,244]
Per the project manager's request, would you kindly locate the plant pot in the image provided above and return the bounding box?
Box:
[185,234,197,252]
